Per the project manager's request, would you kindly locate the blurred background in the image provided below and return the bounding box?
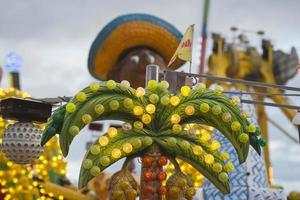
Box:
[0,0,299,194]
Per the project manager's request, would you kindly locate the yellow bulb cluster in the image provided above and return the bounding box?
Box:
[0,89,66,200]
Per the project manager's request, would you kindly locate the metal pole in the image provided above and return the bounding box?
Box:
[199,0,210,75]
[145,64,160,84]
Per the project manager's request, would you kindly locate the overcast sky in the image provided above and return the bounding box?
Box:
[1,0,300,194]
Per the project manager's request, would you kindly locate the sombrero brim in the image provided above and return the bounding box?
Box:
[88,13,184,80]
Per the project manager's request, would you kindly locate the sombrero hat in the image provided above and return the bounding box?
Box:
[88,13,184,80]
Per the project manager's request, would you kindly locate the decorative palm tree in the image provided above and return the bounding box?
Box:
[41,80,262,200]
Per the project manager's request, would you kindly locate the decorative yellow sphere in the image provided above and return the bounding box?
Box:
[204,154,214,164]
[224,161,235,172]
[196,83,206,93]
[145,104,156,114]
[69,126,79,136]
[220,151,230,161]
[135,87,145,97]
[231,96,240,106]
[120,80,130,87]
[185,105,195,116]
[170,114,181,124]
[147,80,158,91]
[231,121,241,131]
[122,143,133,154]
[212,163,223,173]
[218,172,229,182]
[89,82,100,92]
[95,104,105,115]
[149,94,159,104]
[133,106,144,116]
[247,123,256,133]
[200,132,211,143]
[170,96,180,106]
[192,146,203,155]
[142,114,152,124]
[90,145,101,155]
[108,127,118,138]
[106,80,116,89]
[200,103,210,113]
[214,85,224,95]
[76,92,86,102]
[160,95,170,106]
[222,112,232,122]
[111,148,122,159]
[66,103,76,113]
[133,121,143,130]
[181,86,191,97]
[172,124,182,134]
[123,98,134,109]
[90,166,101,176]
[82,114,92,124]
[109,100,119,110]
[210,140,221,150]
[98,136,109,146]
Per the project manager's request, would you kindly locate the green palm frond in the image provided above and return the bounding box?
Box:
[41,104,66,146]
[42,80,262,194]
[155,130,231,194]
[157,89,259,163]
[57,82,145,156]
[78,128,153,188]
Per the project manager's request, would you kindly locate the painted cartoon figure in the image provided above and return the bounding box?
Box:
[87,13,185,88]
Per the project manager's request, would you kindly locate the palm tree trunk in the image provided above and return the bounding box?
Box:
[140,144,163,200]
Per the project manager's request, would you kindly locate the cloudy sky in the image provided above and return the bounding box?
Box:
[1,0,300,194]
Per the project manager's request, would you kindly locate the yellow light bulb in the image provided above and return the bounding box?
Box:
[69,126,79,136]
[231,121,241,131]
[204,154,214,164]
[133,106,144,116]
[98,136,109,147]
[200,103,210,113]
[135,87,145,97]
[121,80,130,87]
[142,114,152,124]
[181,86,191,97]
[200,132,211,143]
[224,161,235,172]
[192,146,203,155]
[185,105,195,115]
[170,96,180,106]
[108,127,118,138]
[133,121,144,130]
[145,104,156,114]
[111,148,122,159]
[89,82,100,92]
[82,114,92,124]
[66,102,76,113]
[170,114,181,124]
[76,92,86,102]
[222,112,232,122]
[122,143,133,154]
[210,140,221,150]
[231,95,240,105]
